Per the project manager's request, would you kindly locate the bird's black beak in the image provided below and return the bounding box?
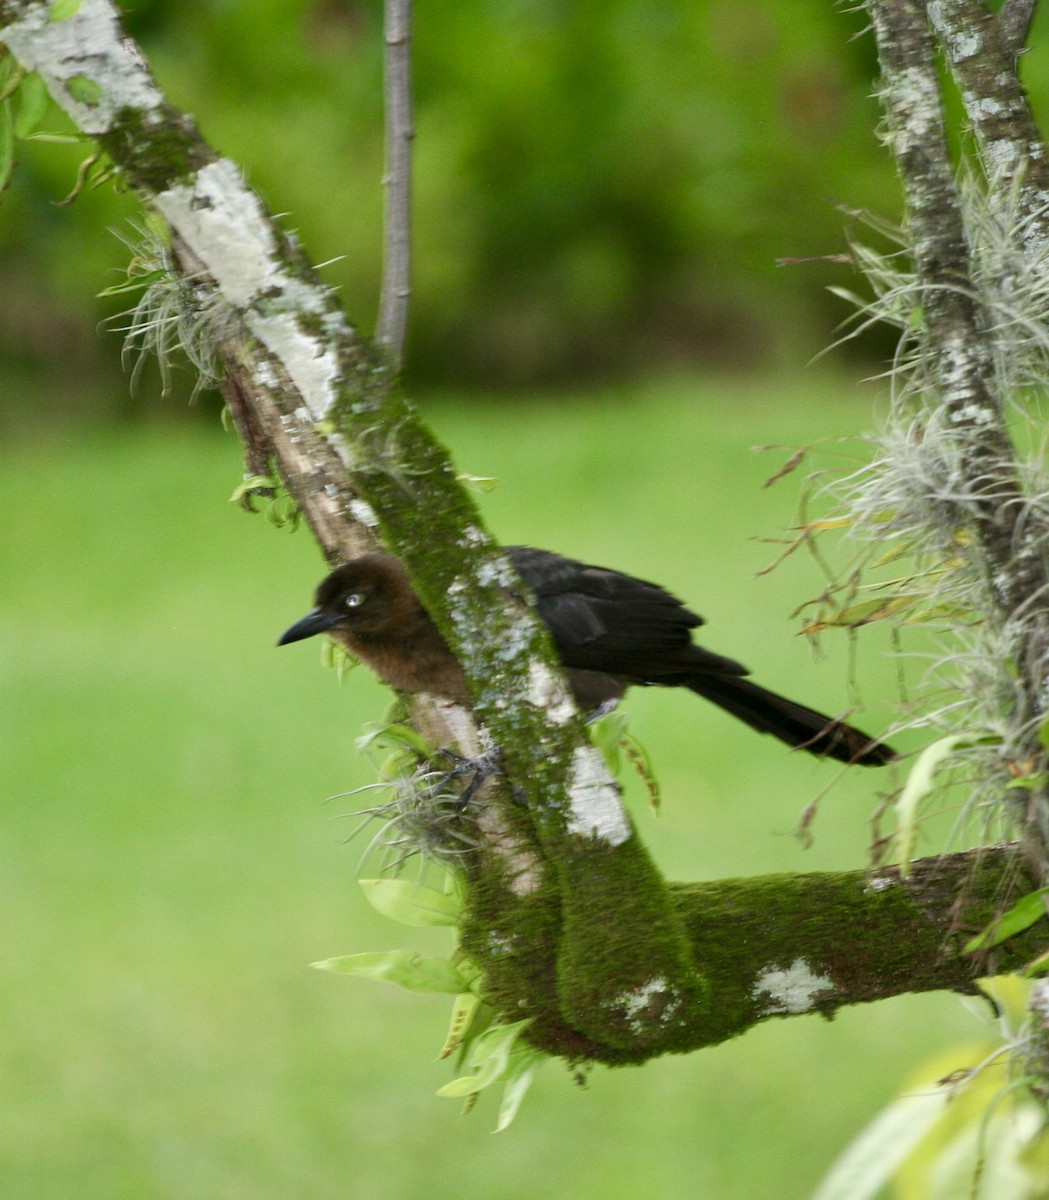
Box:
[277,608,340,646]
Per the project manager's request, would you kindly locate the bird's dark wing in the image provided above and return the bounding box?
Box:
[506,545,747,681]
[504,546,893,765]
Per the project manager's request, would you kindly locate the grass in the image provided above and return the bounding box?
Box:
[1,373,978,1199]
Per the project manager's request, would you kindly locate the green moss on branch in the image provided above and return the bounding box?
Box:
[463,846,1036,1066]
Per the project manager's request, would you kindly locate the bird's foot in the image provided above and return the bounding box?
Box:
[427,747,506,810]
[584,698,620,724]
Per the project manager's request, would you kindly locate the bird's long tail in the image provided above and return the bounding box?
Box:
[686,675,895,766]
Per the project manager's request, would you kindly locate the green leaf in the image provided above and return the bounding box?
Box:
[22,131,80,144]
[494,1049,542,1132]
[228,474,275,503]
[49,0,83,20]
[811,1089,950,1200]
[1038,716,1049,753]
[264,493,300,531]
[355,721,433,760]
[587,708,630,772]
[0,60,24,103]
[826,285,868,308]
[359,878,461,927]
[13,72,49,138]
[97,268,169,298]
[320,638,358,682]
[1021,947,1049,978]
[964,888,1049,953]
[1005,773,1048,792]
[895,734,987,876]
[622,731,660,812]
[311,950,467,994]
[66,74,102,106]
[437,990,485,1061]
[436,1018,532,1098]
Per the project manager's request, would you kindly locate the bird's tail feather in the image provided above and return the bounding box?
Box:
[686,675,895,766]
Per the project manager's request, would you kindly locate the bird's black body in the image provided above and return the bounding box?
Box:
[278,546,895,767]
[508,547,746,707]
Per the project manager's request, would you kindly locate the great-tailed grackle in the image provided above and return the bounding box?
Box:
[278,547,895,766]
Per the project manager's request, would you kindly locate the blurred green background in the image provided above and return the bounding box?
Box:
[3,0,1010,421]
[3,381,986,1199]
[1,1,1021,1197]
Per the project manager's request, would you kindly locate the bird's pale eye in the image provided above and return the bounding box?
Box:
[344,592,364,609]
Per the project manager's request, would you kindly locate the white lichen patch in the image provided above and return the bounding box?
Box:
[252,310,339,415]
[752,958,834,1015]
[156,162,340,414]
[890,67,940,151]
[927,4,982,61]
[156,160,280,307]
[526,661,576,724]
[565,745,630,845]
[253,359,279,390]
[476,555,516,589]
[1030,978,1049,1023]
[485,932,517,957]
[444,581,493,661]
[3,0,162,133]
[474,802,545,895]
[971,96,1005,120]
[458,526,487,547]
[952,31,981,60]
[491,614,533,662]
[610,977,679,1033]
[348,498,379,527]
[982,138,1017,182]
[506,859,544,896]
[864,874,895,893]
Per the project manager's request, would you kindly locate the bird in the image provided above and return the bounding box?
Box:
[277,546,895,766]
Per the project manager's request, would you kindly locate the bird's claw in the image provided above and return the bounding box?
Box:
[585,698,620,724]
[427,747,505,810]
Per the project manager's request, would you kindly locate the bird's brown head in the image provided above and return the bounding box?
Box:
[277,554,419,647]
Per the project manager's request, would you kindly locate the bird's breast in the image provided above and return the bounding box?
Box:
[343,626,472,705]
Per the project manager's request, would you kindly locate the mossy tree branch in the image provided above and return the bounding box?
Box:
[4,0,1047,1065]
[490,846,1037,1064]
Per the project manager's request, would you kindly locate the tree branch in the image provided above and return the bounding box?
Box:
[469,845,1037,1064]
[929,0,1049,254]
[998,0,1039,56]
[377,0,412,365]
[866,0,1049,865]
[867,0,1037,606]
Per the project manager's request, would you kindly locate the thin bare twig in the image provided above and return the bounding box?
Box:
[377,0,413,367]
